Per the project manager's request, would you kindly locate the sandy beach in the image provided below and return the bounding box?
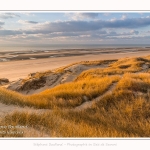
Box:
[1,47,150,81]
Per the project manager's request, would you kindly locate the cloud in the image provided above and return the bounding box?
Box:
[21,13,35,16]
[110,18,117,22]
[105,17,150,28]
[0,13,20,19]
[0,16,149,44]
[1,16,149,36]
[103,13,111,16]
[34,20,99,32]
[130,30,139,35]
[29,17,150,34]
[0,21,4,25]
[66,13,99,20]
[121,15,127,20]
[0,16,147,37]
[0,21,5,28]
[76,13,99,19]
[45,30,107,38]
[18,20,38,24]
[0,30,22,36]
[0,29,149,45]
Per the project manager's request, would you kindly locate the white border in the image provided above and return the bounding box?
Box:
[0,138,150,150]
[0,0,150,10]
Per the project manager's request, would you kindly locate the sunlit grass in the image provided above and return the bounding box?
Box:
[0,75,120,109]
[0,56,150,137]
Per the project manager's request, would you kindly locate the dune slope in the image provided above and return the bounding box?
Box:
[0,56,150,137]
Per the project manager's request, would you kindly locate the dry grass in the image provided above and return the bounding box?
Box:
[0,88,49,109]
[0,56,150,137]
[115,74,150,93]
[0,75,120,109]
[0,110,137,137]
[2,90,150,138]
[76,57,150,81]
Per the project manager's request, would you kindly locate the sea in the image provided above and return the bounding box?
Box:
[0,44,150,52]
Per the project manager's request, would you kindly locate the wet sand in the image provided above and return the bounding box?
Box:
[0,48,150,81]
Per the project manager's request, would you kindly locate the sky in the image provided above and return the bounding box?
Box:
[0,12,150,45]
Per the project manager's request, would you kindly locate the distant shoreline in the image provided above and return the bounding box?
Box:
[0,47,150,62]
[1,44,150,52]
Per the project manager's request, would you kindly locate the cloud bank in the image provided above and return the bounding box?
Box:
[1,15,150,44]
[0,13,20,19]
[31,17,150,34]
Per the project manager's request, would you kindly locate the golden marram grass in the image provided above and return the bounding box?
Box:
[0,56,150,137]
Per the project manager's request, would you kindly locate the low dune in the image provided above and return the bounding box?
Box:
[7,61,111,95]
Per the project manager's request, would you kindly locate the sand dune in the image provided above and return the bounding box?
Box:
[7,63,109,95]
